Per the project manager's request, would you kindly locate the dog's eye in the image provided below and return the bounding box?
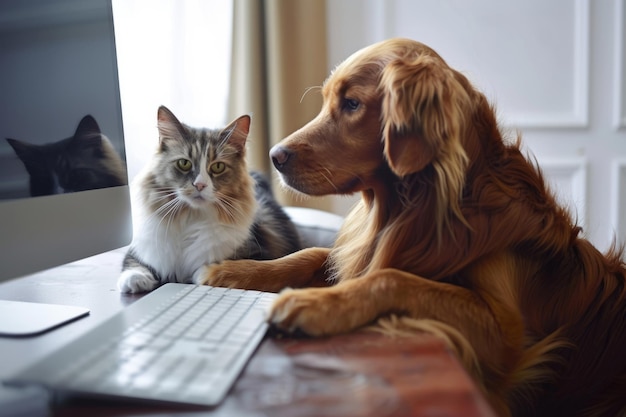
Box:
[342,98,360,112]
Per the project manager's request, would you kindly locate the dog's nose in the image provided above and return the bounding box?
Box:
[270,145,292,171]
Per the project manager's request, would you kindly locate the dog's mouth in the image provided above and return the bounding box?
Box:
[270,144,371,195]
[276,171,322,196]
[277,170,363,196]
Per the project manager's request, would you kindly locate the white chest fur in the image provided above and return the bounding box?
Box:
[131,207,252,283]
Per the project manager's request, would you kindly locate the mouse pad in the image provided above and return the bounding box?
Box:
[0,300,89,336]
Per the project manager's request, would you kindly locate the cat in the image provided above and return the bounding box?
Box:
[6,115,127,197]
[117,105,301,293]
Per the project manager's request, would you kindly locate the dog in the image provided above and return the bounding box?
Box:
[198,38,626,417]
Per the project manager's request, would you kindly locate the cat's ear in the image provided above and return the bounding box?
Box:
[6,138,36,161]
[73,115,103,151]
[75,115,101,138]
[157,106,186,147]
[6,138,43,174]
[221,115,251,152]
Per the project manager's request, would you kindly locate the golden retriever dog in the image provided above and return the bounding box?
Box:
[198,38,626,416]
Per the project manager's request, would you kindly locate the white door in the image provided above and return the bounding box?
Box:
[327,0,626,252]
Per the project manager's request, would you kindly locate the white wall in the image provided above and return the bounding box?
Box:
[112,0,232,181]
[326,0,626,252]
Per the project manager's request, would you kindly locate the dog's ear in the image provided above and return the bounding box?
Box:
[380,55,470,177]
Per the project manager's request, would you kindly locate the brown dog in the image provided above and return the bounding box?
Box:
[198,38,626,417]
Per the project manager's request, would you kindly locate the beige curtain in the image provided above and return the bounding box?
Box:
[228,0,332,211]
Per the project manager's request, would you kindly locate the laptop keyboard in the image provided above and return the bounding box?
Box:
[8,284,278,406]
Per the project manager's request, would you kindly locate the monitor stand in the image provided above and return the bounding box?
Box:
[0,300,89,337]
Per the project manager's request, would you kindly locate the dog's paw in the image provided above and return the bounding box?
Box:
[117,269,159,293]
[192,264,212,285]
[193,261,248,288]
[268,287,364,336]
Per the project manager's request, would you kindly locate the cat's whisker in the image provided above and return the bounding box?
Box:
[152,190,177,197]
[215,149,238,159]
[152,188,177,200]
[161,199,185,244]
[153,191,178,205]
[219,197,257,228]
[152,197,180,219]
[214,195,241,224]
[150,198,175,220]
[149,196,182,233]
[217,124,237,149]
[156,197,186,247]
[152,198,177,213]
[146,189,178,213]
[214,192,239,211]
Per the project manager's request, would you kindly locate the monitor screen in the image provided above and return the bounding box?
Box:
[0,0,132,281]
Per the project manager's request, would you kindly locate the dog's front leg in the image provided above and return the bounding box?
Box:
[194,247,332,292]
[269,267,518,355]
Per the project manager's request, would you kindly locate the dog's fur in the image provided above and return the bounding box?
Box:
[199,38,626,416]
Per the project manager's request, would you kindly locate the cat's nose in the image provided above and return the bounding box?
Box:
[270,145,292,171]
[193,176,207,191]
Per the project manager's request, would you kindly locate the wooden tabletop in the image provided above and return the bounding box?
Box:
[0,249,496,417]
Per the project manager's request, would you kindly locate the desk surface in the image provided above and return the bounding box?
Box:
[0,249,496,417]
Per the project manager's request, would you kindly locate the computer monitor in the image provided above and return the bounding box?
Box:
[0,0,132,282]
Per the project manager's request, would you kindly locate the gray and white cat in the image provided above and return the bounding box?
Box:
[118,105,301,293]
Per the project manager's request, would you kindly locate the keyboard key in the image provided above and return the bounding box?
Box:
[157,356,205,393]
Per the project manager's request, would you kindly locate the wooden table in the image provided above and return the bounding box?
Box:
[0,249,496,417]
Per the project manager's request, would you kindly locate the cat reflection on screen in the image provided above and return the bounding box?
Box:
[6,115,127,197]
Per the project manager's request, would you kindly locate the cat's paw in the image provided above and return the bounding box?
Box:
[117,269,159,293]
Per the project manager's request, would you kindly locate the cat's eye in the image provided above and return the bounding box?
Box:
[210,162,226,175]
[176,159,192,171]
